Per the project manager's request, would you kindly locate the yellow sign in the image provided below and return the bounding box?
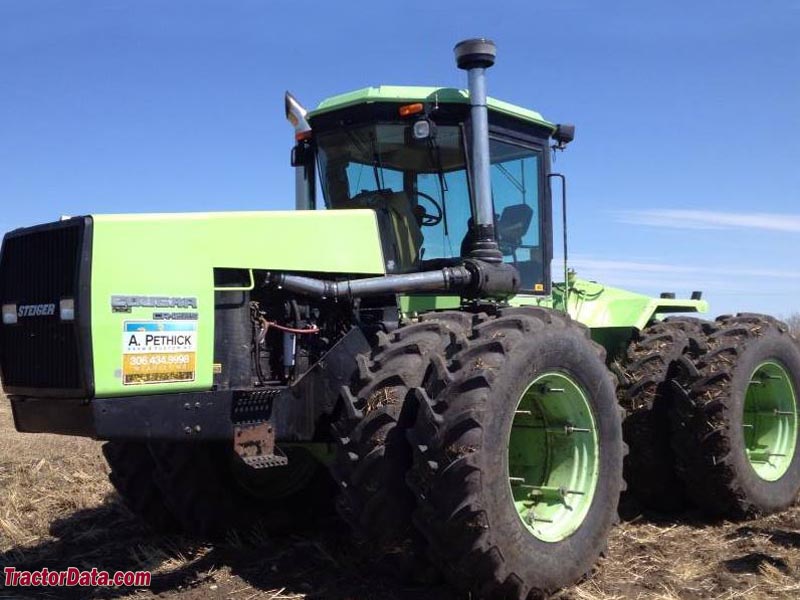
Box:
[122,320,197,385]
[123,352,196,384]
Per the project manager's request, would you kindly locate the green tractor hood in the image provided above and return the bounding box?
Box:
[89,209,385,396]
[556,278,709,331]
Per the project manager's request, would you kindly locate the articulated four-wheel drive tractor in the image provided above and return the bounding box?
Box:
[2,39,799,598]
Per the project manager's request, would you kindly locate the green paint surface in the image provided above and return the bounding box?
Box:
[508,371,599,542]
[744,361,798,481]
[398,294,461,314]
[400,278,707,358]
[309,86,555,130]
[90,210,385,397]
[511,278,708,330]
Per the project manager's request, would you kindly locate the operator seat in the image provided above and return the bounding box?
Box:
[336,190,424,272]
[497,204,534,255]
[461,204,534,257]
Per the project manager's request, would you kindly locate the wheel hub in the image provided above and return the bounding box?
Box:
[507,372,599,543]
[743,361,798,481]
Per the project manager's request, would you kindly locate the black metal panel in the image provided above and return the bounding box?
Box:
[0,218,93,396]
[9,396,95,437]
[213,289,253,390]
[272,327,370,441]
[93,392,235,441]
[9,392,234,441]
[9,328,371,443]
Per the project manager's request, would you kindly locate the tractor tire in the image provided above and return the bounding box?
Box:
[331,314,470,558]
[102,441,177,532]
[148,441,332,539]
[670,313,800,517]
[615,317,713,511]
[407,307,625,598]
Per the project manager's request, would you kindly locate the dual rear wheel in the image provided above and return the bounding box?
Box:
[618,313,800,518]
[341,307,625,598]
[669,314,800,517]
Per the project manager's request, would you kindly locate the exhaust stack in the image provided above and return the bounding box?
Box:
[455,38,502,263]
[285,91,314,210]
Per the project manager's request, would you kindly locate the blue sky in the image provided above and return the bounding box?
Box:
[1,1,799,317]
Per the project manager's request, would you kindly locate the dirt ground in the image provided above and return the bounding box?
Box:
[2,398,800,600]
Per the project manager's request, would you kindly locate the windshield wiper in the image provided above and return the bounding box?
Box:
[428,137,449,235]
[370,130,384,190]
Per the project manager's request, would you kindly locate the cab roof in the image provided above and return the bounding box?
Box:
[308,85,555,131]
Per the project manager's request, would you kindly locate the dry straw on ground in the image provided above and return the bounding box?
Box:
[1,398,800,599]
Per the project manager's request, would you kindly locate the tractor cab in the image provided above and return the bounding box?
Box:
[292,87,566,295]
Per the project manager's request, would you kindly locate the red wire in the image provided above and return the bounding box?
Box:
[261,318,320,335]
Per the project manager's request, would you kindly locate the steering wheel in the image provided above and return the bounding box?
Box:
[412,190,443,227]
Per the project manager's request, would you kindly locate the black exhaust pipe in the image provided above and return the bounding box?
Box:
[455,38,503,263]
[269,258,518,301]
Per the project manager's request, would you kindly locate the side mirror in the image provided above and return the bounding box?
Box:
[553,123,575,150]
[291,140,312,167]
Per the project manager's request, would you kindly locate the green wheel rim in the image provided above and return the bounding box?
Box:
[507,372,599,543]
[743,361,798,481]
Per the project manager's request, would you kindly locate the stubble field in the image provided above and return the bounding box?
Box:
[1,397,800,600]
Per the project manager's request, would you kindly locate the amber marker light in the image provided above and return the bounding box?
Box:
[399,103,424,117]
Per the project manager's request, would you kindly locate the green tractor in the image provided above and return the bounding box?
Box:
[2,38,799,597]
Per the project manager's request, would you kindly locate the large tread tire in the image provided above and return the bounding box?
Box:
[670,313,800,517]
[331,314,471,556]
[615,317,713,511]
[102,441,177,532]
[148,441,332,539]
[407,307,625,598]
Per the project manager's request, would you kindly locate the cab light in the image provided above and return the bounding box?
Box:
[295,130,312,142]
[60,298,75,321]
[412,119,433,139]
[399,103,424,117]
[2,304,17,325]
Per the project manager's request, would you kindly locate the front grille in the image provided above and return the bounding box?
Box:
[0,219,89,394]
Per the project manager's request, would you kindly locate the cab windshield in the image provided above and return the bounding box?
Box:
[316,122,471,269]
[315,121,546,292]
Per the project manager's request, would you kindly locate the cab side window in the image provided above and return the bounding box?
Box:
[489,138,545,292]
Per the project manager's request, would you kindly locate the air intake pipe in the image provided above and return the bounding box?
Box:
[269,258,518,301]
[455,38,503,263]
